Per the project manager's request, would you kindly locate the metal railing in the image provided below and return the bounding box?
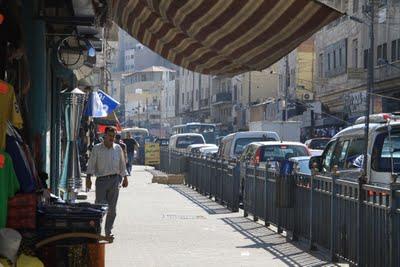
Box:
[157,151,400,266]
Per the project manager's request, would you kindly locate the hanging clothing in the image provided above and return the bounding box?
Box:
[5,135,36,192]
[0,80,23,150]
[0,151,20,228]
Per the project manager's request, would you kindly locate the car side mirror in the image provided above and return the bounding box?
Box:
[309,156,322,172]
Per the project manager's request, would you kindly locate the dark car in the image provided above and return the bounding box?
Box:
[156,138,169,146]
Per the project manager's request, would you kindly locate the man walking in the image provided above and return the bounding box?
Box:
[86,126,128,238]
[115,134,127,162]
[123,132,139,175]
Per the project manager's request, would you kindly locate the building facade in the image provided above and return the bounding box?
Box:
[122,66,176,136]
[314,0,400,123]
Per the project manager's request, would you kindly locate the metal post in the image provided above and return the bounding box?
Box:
[284,55,289,121]
[264,168,270,227]
[253,165,258,221]
[309,164,317,250]
[359,2,375,265]
[388,181,399,267]
[330,166,338,262]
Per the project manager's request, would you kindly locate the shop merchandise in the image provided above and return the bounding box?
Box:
[7,193,37,229]
[0,80,23,150]
[0,151,19,228]
[0,228,21,264]
[6,134,36,192]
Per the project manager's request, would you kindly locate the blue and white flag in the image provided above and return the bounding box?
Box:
[97,90,120,114]
[85,90,120,117]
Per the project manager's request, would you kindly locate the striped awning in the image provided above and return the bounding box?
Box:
[110,0,342,76]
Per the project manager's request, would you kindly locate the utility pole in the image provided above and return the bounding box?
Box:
[362,1,375,181]
[248,72,252,105]
[359,1,375,266]
[284,55,289,121]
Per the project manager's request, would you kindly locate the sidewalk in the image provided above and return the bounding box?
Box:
[86,166,343,267]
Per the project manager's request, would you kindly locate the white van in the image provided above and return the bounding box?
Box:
[310,113,400,187]
[218,131,280,161]
[169,133,206,153]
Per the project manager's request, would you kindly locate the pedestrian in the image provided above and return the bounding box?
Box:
[123,132,139,175]
[115,134,127,161]
[86,126,128,238]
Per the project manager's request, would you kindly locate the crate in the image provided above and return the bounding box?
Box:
[37,203,106,239]
[38,215,102,236]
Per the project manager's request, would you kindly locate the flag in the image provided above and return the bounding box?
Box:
[98,90,120,114]
[85,91,106,117]
[85,90,120,117]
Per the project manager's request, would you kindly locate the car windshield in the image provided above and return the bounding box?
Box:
[372,131,400,172]
[234,137,275,155]
[261,145,309,162]
[309,139,329,150]
[176,136,204,148]
[297,159,311,175]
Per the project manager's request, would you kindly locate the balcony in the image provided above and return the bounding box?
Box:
[212,92,232,105]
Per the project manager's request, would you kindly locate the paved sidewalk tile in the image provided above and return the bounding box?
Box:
[85,166,345,267]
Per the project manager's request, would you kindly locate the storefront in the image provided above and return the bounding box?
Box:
[0,0,113,265]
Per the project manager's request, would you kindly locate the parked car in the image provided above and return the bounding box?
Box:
[199,146,219,158]
[156,138,169,146]
[186,144,217,154]
[218,131,280,161]
[289,156,312,175]
[309,113,400,187]
[169,133,205,153]
[239,141,311,200]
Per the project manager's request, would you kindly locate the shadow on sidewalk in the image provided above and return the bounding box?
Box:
[168,185,233,215]
[221,216,342,267]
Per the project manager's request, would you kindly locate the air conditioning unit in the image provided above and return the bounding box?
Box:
[302,92,314,101]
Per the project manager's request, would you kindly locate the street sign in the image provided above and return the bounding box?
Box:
[344,91,367,118]
[145,142,160,166]
[347,68,366,80]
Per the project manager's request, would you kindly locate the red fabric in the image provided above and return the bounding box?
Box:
[7,193,37,229]
[97,124,122,133]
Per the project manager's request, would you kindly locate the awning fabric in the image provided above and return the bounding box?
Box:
[110,0,342,76]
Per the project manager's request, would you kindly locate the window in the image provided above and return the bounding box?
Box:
[291,69,295,86]
[339,48,343,66]
[182,93,184,105]
[363,49,369,69]
[372,132,400,172]
[391,39,400,62]
[377,43,387,65]
[392,40,397,62]
[318,53,324,78]
[352,39,358,68]
[328,53,331,71]
[398,39,400,61]
[331,140,350,169]
[333,51,337,69]
[377,44,382,64]
[234,85,237,102]
[176,136,204,148]
[261,145,309,162]
[353,0,359,13]
[383,43,388,61]
[345,138,364,169]
[322,141,336,172]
